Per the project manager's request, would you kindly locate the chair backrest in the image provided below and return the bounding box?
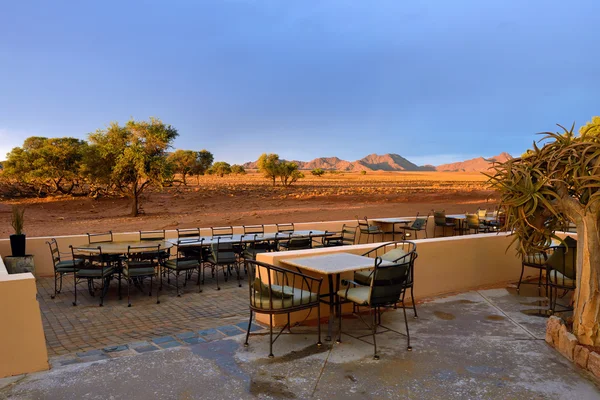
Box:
[432,210,446,226]
[47,238,61,266]
[285,237,312,251]
[174,238,203,259]
[465,214,480,229]
[139,230,165,241]
[355,216,371,233]
[244,225,264,235]
[70,245,106,266]
[177,228,200,239]
[477,208,487,219]
[212,226,233,237]
[276,223,294,233]
[248,235,271,251]
[246,260,323,311]
[547,236,577,280]
[410,213,429,230]
[87,231,113,244]
[127,244,161,263]
[341,225,357,245]
[369,257,412,307]
[211,239,237,264]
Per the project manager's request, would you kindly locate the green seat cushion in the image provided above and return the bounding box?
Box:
[546,236,577,279]
[354,270,373,285]
[337,287,371,306]
[548,271,576,287]
[381,248,407,262]
[250,289,319,310]
[164,259,200,270]
[124,267,156,277]
[76,267,115,278]
[252,278,294,298]
[56,259,83,270]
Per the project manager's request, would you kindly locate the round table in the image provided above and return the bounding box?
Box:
[75,240,174,254]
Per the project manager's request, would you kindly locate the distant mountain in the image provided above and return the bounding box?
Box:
[243,152,512,172]
[435,152,512,172]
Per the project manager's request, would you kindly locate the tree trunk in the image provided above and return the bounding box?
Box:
[272,176,276,186]
[572,214,600,345]
[182,173,187,186]
[130,185,139,217]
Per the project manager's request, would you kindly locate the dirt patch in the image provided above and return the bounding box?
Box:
[433,311,456,320]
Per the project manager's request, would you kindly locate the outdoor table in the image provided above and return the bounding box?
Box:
[77,240,174,254]
[446,214,496,234]
[167,230,333,247]
[371,218,411,240]
[281,253,393,341]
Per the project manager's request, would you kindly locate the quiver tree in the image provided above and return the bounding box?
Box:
[487,118,600,345]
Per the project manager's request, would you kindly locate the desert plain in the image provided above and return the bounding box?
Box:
[0,171,496,237]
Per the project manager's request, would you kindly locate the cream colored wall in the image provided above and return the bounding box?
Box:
[0,217,434,277]
[0,257,49,378]
[256,232,521,326]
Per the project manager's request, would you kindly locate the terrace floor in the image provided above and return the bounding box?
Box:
[3,284,598,399]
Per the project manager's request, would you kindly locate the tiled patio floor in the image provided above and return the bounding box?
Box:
[37,272,249,357]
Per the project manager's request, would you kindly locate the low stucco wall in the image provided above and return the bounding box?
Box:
[256,232,521,326]
[0,257,49,378]
[0,216,437,278]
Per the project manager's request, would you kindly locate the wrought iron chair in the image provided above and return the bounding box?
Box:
[163,239,203,296]
[517,245,551,293]
[276,223,294,234]
[546,237,577,314]
[275,223,294,248]
[356,216,385,243]
[323,224,357,247]
[401,213,429,239]
[47,239,84,299]
[177,228,200,239]
[278,235,313,251]
[244,260,322,358]
[337,255,416,359]
[465,213,489,234]
[243,235,272,261]
[87,231,113,244]
[70,245,116,307]
[177,228,203,258]
[139,230,165,241]
[357,241,419,318]
[205,238,241,289]
[432,210,455,237]
[124,244,161,306]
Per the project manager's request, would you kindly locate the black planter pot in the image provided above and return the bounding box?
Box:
[10,234,26,257]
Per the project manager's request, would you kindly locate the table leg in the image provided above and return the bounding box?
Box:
[326,275,335,341]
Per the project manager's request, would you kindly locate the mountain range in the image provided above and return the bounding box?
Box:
[243,152,512,172]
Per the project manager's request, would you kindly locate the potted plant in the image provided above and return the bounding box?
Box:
[10,206,26,257]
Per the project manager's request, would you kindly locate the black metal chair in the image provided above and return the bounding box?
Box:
[139,230,166,241]
[337,255,416,359]
[517,248,550,294]
[276,223,294,234]
[243,235,272,261]
[401,213,429,239]
[432,210,455,237]
[163,240,203,296]
[356,216,385,243]
[87,231,113,244]
[70,245,116,306]
[211,226,234,237]
[278,235,313,251]
[177,228,200,239]
[205,238,241,289]
[546,237,577,314]
[323,225,357,247]
[465,213,489,234]
[47,239,84,299]
[176,228,202,258]
[124,244,161,306]
[357,241,419,318]
[244,260,322,358]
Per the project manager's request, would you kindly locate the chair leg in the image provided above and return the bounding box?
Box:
[176,272,181,297]
[118,271,122,300]
[538,268,543,288]
[52,272,58,299]
[244,310,253,347]
[410,285,418,319]
[127,276,132,307]
[197,267,202,293]
[72,275,78,306]
[216,265,220,290]
[336,299,343,344]
[403,298,412,351]
[269,314,274,358]
[372,308,379,360]
[517,264,525,293]
[317,304,322,347]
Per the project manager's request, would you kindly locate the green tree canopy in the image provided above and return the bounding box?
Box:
[257,153,280,186]
[208,161,232,177]
[231,164,246,174]
[193,149,214,182]
[4,136,88,194]
[87,117,178,216]
[167,149,197,185]
[278,161,304,187]
[311,168,325,177]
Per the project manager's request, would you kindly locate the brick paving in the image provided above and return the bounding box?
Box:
[37,272,250,357]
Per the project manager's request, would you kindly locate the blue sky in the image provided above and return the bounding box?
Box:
[1,0,599,165]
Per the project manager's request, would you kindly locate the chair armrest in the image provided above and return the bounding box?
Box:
[341,279,368,287]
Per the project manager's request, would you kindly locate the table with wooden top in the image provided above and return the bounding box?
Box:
[281,253,393,340]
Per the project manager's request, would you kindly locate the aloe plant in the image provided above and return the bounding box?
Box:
[11,206,25,235]
[487,117,600,346]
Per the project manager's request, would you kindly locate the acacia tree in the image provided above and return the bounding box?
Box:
[278,161,304,187]
[167,149,197,185]
[193,149,214,184]
[488,118,600,345]
[208,161,231,177]
[87,117,178,217]
[4,136,87,195]
[231,164,246,174]
[257,153,280,186]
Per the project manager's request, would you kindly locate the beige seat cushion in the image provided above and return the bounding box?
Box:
[381,248,407,262]
[253,278,294,298]
[251,289,318,310]
[337,287,370,306]
[354,270,373,285]
[548,271,576,287]
[523,253,547,265]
